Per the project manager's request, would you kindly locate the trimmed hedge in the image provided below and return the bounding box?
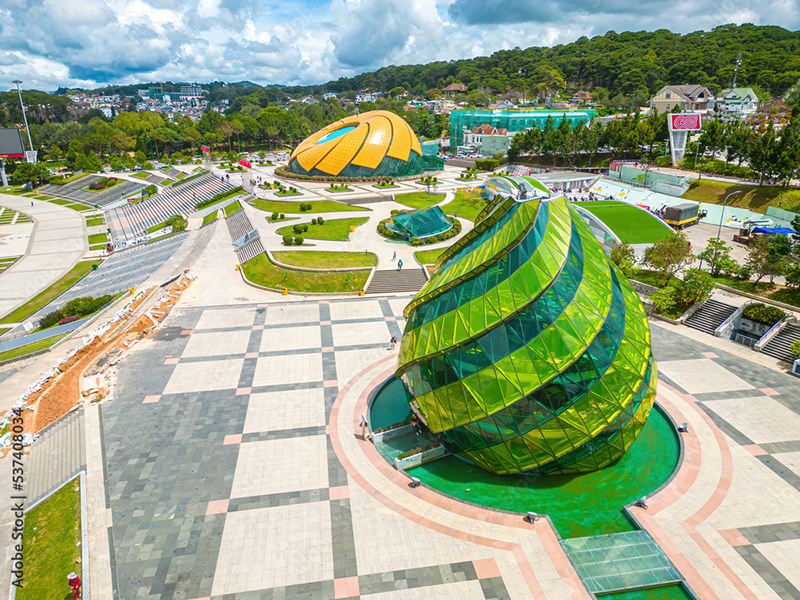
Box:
[742,303,785,326]
[39,294,113,329]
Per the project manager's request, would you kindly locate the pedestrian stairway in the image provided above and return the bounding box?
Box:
[760,323,800,364]
[225,205,265,263]
[366,268,428,295]
[683,299,737,335]
[106,173,234,242]
[40,176,145,207]
[26,409,85,507]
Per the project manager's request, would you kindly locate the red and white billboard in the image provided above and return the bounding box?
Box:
[669,114,702,131]
[239,159,252,169]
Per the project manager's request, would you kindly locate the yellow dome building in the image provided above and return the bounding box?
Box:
[288,110,441,178]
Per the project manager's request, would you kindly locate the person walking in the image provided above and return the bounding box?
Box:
[390,336,397,350]
[397,259,403,271]
[392,250,396,261]
[68,573,82,599]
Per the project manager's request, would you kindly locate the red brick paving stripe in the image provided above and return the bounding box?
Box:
[328,355,578,597]
[718,528,751,547]
[472,558,501,579]
[535,523,592,600]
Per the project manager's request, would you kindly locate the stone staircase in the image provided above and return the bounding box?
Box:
[26,409,86,507]
[366,268,428,295]
[684,299,737,335]
[759,323,800,364]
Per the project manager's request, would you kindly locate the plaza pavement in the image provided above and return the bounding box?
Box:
[80,220,800,600]
[6,164,800,599]
[0,193,87,319]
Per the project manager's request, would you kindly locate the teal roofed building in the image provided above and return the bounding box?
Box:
[386,206,453,241]
[450,110,595,153]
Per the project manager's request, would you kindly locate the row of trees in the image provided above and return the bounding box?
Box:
[508,104,800,184]
[508,111,668,165]
[285,24,800,101]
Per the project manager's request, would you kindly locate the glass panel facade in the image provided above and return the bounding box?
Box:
[395,191,657,475]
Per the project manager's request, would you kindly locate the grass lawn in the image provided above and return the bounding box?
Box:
[17,478,82,600]
[682,180,800,214]
[441,189,490,222]
[0,326,10,336]
[394,192,445,210]
[132,171,150,179]
[241,254,369,293]
[66,203,93,212]
[35,195,53,200]
[277,217,369,241]
[266,216,298,224]
[201,211,218,227]
[88,233,108,244]
[272,251,377,269]
[577,201,673,244]
[414,248,448,264]
[276,190,302,196]
[711,275,800,310]
[83,178,122,192]
[89,243,107,251]
[0,261,96,324]
[224,200,242,216]
[0,332,70,362]
[251,198,369,214]
[48,198,73,205]
[85,216,105,227]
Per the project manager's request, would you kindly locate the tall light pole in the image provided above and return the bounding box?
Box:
[12,80,35,161]
[718,190,742,240]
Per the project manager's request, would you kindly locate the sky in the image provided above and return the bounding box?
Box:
[0,0,798,92]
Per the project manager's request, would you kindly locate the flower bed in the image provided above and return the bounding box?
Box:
[395,442,445,470]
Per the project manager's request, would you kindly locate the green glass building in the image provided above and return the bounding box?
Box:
[450,109,596,153]
[395,184,656,476]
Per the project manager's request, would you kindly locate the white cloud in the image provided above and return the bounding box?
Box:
[0,0,796,91]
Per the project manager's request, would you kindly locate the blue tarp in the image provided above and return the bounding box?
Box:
[751,226,797,236]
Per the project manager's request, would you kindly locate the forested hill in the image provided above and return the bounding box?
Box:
[284,24,800,98]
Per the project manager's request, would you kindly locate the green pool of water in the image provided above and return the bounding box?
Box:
[369,377,412,430]
[405,405,679,539]
[598,583,694,600]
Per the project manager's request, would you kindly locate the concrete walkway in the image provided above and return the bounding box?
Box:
[0,194,87,320]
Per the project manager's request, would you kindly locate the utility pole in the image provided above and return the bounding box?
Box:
[13,80,35,163]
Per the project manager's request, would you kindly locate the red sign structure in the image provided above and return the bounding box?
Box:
[200,145,210,153]
[669,114,702,131]
[239,159,252,169]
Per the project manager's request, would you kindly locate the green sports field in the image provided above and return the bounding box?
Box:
[575,200,673,244]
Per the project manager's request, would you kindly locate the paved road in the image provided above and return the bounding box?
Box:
[0,194,87,319]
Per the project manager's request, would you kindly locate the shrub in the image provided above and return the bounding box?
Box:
[673,268,715,306]
[294,236,304,245]
[282,235,293,245]
[475,158,500,171]
[39,310,63,329]
[742,303,785,326]
[650,288,676,315]
[791,340,800,358]
[271,212,278,221]
[58,315,81,326]
[165,214,188,232]
[293,224,303,234]
[279,213,285,219]
[317,216,324,225]
[302,224,309,233]
[311,218,318,225]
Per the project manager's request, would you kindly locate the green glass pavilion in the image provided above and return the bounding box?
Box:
[395,187,657,476]
[386,206,453,241]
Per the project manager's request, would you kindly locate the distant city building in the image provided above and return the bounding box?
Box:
[463,124,509,147]
[180,84,206,101]
[299,95,319,104]
[356,92,378,104]
[649,85,713,114]
[322,92,339,100]
[442,83,468,97]
[716,88,759,115]
[570,91,592,105]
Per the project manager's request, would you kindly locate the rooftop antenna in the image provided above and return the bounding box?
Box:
[731,51,742,88]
